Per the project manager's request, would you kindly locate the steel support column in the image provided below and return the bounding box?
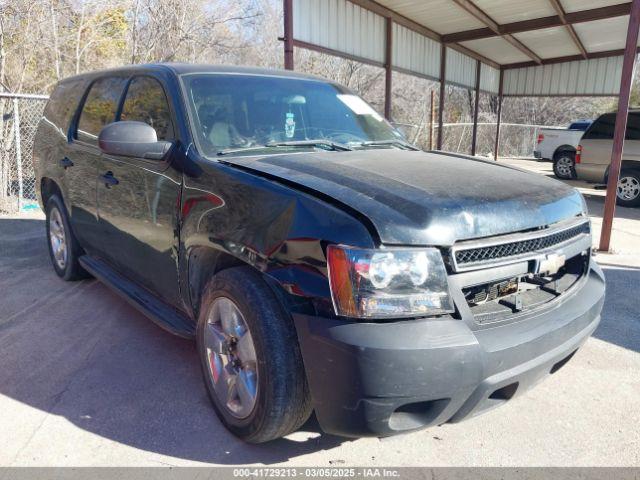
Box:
[429,90,436,150]
[437,46,447,150]
[494,68,504,161]
[599,0,640,252]
[384,16,393,120]
[283,0,294,70]
[471,60,481,156]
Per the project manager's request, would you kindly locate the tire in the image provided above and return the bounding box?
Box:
[616,170,640,207]
[196,266,312,443]
[45,195,88,281]
[553,151,576,179]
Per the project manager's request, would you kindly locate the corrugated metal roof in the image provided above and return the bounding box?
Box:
[573,16,633,52]
[293,0,633,97]
[561,0,629,14]
[293,0,385,64]
[375,0,485,34]
[473,0,557,24]
[512,26,580,59]
[392,23,441,79]
[503,56,624,96]
[446,47,477,89]
[480,64,500,94]
[460,36,531,64]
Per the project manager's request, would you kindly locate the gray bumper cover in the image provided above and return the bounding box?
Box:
[293,263,605,437]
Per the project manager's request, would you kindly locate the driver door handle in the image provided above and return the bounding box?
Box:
[101,171,119,188]
[60,157,74,169]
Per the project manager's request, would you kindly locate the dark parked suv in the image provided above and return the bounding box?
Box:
[33,64,605,443]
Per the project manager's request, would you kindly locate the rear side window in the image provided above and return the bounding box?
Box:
[583,113,640,140]
[76,76,127,142]
[42,79,86,135]
[626,113,640,140]
[120,76,175,141]
[582,114,615,140]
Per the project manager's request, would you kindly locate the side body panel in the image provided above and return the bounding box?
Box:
[96,153,184,307]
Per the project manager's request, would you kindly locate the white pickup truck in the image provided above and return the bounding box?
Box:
[534,120,592,179]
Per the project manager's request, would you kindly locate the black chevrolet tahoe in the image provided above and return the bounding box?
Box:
[33,64,605,443]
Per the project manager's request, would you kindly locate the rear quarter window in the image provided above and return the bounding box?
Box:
[582,114,615,140]
[42,79,86,136]
[626,113,640,140]
[582,113,640,140]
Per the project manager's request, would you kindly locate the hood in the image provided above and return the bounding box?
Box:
[221,150,585,246]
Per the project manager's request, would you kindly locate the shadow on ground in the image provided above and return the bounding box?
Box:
[0,217,346,465]
[0,217,637,464]
[595,264,640,353]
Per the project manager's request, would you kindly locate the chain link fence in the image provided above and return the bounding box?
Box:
[400,121,558,158]
[439,122,557,158]
[0,93,49,214]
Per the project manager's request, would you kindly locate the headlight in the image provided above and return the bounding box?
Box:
[327,245,454,319]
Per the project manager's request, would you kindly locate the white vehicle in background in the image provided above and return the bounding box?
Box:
[534,120,592,179]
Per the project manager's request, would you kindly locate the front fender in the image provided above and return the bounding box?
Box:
[178,157,375,318]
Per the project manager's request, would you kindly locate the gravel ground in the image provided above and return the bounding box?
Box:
[0,160,638,467]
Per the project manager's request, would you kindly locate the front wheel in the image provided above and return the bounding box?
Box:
[553,152,576,179]
[196,267,312,443]
[616,170,640,207]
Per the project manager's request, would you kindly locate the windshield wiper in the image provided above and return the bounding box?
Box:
[217,139,352,156]
[265,139,352,151]
[217,145,273,156]
[357,140,420,151]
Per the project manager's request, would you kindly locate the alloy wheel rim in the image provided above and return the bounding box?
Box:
[49,207,67,270]
[204,297,258,419]
[617,176,640,201]
[557,157,573,177]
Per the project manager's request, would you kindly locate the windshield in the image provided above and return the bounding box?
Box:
[180,73,407,157]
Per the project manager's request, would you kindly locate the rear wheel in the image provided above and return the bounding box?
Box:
[553,151,576,179]
[45,195,88,280]
[616,170,640,207]
[196,267,312,443]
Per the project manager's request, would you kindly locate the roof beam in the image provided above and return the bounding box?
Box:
[452,0,542,64]
[548,0,588,59]
[345,0,500,68]
[443,2,632,43]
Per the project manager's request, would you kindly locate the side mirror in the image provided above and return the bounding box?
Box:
[98,121,172,161]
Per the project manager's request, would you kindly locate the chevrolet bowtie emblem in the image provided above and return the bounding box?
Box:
[538,253,566,275]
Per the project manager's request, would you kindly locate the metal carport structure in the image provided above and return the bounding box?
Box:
[280,0,640,252]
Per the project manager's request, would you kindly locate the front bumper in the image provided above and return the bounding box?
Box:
[293,263,605,437]
[534,150,543,159]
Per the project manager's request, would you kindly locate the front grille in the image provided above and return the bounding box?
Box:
[454,221,590,269]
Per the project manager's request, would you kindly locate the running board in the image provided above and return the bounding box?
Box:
[79,255,195,339]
